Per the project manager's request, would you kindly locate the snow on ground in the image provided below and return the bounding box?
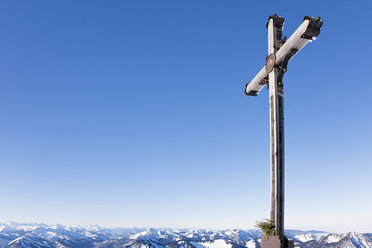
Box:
[191,239,233,248]
[325,234,343,243]
[295,234,316,242]
[246,239,257,248]
[350,232,371,248]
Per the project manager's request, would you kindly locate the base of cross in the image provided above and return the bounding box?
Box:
[261,235,294,248]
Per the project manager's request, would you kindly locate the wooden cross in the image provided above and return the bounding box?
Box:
[245,14,323,243]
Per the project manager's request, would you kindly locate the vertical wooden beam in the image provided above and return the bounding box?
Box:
[267,15,285,237]
[267,17,277,228]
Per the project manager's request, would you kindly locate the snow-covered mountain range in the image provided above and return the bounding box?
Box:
[0,223,371,248]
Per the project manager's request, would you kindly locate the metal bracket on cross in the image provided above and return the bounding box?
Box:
[277,48,298,87]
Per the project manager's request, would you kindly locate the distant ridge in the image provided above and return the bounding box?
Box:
[0,223,371,247]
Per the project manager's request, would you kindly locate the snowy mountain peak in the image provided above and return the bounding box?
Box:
[0,223,370,248]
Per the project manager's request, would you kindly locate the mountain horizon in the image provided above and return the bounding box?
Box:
[0,222,371,248]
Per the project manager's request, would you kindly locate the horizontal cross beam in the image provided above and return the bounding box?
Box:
[245,16,323,96]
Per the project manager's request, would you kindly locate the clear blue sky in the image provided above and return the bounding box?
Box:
[0,0,371,233]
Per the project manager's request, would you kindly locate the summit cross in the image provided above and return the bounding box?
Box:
[245,14,323,248]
